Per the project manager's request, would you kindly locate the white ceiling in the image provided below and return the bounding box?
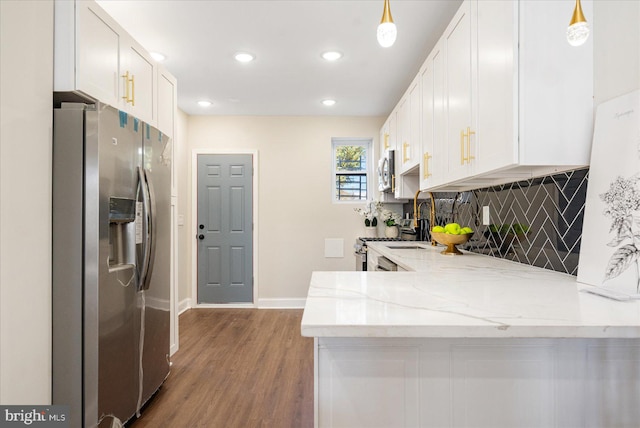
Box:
[97,0,463,117]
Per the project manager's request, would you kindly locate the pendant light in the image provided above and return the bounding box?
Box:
[567,0,589,46]
[377,0,397,48]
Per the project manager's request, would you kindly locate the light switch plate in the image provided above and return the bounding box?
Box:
[482,206,490,225]
[324,238,344,258]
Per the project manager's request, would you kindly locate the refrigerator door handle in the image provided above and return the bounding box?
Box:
[142,167,157,291]
[137,167,152,290]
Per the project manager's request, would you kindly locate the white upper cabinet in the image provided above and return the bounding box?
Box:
[420,39,445,190]
[473,0,517,175]
[408,77,421,170]
[397,77,422,175]
[72,1,121,106]
[54,0,178,127]
[441,0,593,190]
[380,117,391,155]
[388,111,397,153]
[120,38,156,124]
[157,66,177,139]
[384,0,593,192]
[443,1,475,183]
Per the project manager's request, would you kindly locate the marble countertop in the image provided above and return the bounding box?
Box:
[301,243,640,338]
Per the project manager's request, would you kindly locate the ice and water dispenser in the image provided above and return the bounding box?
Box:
[108,197,138,270]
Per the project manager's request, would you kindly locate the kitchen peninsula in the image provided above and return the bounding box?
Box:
[301,243,640,427]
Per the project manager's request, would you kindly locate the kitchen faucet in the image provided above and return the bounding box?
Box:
[413,190,437,246]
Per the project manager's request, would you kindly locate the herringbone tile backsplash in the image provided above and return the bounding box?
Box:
[424,168,589,275]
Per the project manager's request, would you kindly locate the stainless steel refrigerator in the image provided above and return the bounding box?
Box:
[52,102,171,427]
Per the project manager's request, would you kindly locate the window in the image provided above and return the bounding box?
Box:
[332,138,372,202]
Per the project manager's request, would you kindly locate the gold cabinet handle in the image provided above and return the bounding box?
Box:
[122,71,130,103]
[460,130,465,165]
[460,128,476,164]
[423,152,432,179]
[384,133,389,150]
[121,71,134,105]
[130,74,135,106]
[391,174,396,192]
[467,126,475,163]
[403,142,409,163]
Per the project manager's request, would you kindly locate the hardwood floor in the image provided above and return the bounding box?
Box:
[129,309,314,428]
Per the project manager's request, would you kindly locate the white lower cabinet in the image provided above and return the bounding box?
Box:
[366,248,380,272]
[316,338,640,428]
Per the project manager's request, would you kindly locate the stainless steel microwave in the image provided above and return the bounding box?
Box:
[377,149,395,193]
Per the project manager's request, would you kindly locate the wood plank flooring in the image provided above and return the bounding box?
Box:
[129,309,314,428]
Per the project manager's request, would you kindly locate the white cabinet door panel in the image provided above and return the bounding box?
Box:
[444,2,474,182]
[77,2,119,106]
[318,344,419,428]
[157,68,177,139]
[451,344,555,428]
[586,345,640,427]
[476,0,518,174]
[420,40,445,189]
[121,40,155,124]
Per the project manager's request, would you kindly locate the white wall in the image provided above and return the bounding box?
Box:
[593,0,640,104]
[176,109,191,309]
[0,0,53,404]
[182,116,384,306]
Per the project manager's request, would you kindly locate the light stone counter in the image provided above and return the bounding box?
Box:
[303,243,640,427]
[301,243,640,338]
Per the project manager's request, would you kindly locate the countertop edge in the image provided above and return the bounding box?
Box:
[300,325,640,339]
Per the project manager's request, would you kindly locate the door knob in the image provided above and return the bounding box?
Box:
[198,234,204,240]
[199,224,204,229]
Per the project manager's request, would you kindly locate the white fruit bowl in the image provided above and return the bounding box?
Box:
[431,232,473,255]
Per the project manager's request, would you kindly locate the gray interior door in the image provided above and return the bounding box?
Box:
[197,154,253,303]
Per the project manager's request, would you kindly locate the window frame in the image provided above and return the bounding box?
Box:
[331,137,374,204]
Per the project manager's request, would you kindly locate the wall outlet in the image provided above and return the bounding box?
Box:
[482,206,491,226]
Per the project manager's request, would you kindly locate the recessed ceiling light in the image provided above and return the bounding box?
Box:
[322,99,336,107]
[150,51,166,62]
[322,51,342,61]
[197,100,212,107]
[234,52,255,63]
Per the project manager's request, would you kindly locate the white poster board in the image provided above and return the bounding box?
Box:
[578,90,640,299]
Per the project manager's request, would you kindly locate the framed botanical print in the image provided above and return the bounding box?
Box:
[578,90,640,299]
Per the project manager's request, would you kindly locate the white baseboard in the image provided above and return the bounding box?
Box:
[257,298,306,309]
[181,298,306,310]
[145,296,170,311]
[170,343,179,356]
[194,303,255,309]
[178,298,192,315]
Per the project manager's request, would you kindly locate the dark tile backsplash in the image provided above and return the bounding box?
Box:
[409,168,589,275]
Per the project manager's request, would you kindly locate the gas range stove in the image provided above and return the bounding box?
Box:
[357,237,405,242]
[354,237,411,271]
[354,237,407,255]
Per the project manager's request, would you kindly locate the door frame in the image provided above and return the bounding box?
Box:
[191,149,259,308]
